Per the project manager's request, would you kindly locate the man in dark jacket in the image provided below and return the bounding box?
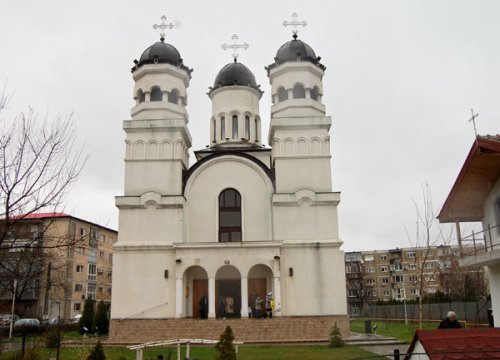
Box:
[438,311,462,329]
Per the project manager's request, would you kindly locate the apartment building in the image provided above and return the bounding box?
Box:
[0,213,117,320]
[345,245,487,314]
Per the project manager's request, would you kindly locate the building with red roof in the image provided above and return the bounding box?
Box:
[438,135,500,326]
[405,328,500,359]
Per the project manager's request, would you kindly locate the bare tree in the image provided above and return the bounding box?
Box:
[0,86,86,305]
[405,182,453,328]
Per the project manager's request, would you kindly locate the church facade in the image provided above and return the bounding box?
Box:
[110,20,347,339]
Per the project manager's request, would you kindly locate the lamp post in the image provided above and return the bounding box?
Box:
[9,279,17,339]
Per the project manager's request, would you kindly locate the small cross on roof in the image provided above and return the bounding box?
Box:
[153,15,174,42]
[283,12,307,39]
[221,34,249,61]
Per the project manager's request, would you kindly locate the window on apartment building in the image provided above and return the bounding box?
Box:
[107,270,112,278]
[97,268,104,275]
[424,262,434,269]
[380,266,388,272]
[75,284,83,292]
[108,288,112,295]
[88,264,97,282]
[79,228,86,236]
[99,251,104,260]
[391,263,403,271]
[87,284,96,300]
[383,290,390,296]
[409,276,418,283]
[366,278,376,286]
[109,254,113,263]
[411,289,420,296]
[364,255,374,262]
[348,289,358,297]
[381,277,389,285]
[75,247,85,255]
[368,290,377,297]
[100,234,105,244]
[98,287,103,294]
[76,265,84,273]
[380,255,387,261]
[74,303,81,311]
[392,275,404,283]
[407,251,416,258]
[407,264,417,270]
[365,267,375,273]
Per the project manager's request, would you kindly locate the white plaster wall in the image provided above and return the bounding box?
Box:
[133,64,188,99]
[269,62,324,95]
[124,160,184,196]
[118,207,183,244]
[482,177,500,248]
[273,202,339,241]
[280,245,347,316]
[274,158,332,193]
[110,249,176,319]
[487,263,500,327]
[211,87,260,118]
[184,156,273,243]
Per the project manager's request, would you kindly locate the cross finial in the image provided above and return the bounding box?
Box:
[468,108,479,142]
[153,15,174,42]
[283,12,307,39]
[221,34,249,61]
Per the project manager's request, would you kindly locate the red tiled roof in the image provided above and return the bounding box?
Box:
[406,328,500,359]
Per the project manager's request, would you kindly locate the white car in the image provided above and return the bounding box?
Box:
[14,318,40,327]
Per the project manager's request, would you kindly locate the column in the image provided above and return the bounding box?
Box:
[273,275,282,316]
[208,278,216,318]
[241,277,248,318]
[175,278,183,318]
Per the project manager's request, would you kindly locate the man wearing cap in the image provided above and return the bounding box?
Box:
[438,311,462,329]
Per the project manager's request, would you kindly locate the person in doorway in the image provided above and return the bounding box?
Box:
[199,293,208,319]
[264,291,273,319]
[255,295,263,318]
[438,311,462,329]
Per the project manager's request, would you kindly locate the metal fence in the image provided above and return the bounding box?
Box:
[364,300,491,325]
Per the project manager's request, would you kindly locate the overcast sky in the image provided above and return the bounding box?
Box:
[1,1,498,251]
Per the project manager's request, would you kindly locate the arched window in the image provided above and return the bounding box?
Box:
[219,189,242,242]
[293,84,305,99]
[232,115,238,139]
[221,116,226,139]
[278,87,288,102]
[150,86,163,101]
[244,115,250,139]
[137,89,145,104]
[310,86,319,101]
[212,118,216,142]
[168,88,179,104]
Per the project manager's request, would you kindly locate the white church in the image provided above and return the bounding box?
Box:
[110,14,348,342]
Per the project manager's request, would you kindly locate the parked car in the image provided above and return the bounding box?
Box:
[0,314,20,326]
[14,318,40,327]
[69,314,82,324]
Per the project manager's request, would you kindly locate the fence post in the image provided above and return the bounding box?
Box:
[393,349,400,360]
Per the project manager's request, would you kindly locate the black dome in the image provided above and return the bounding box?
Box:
[132,40,190,73]
[210,61,261,94]
[266,38,325,74]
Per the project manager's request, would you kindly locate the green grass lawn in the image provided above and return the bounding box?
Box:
[350,319,437,343]
[4,344,376,360]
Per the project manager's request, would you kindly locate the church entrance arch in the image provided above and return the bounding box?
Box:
[215,265,241,318]
[183,266,208,319]
[248,264,273,318]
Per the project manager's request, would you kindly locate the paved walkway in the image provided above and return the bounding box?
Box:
[348,332,409,359]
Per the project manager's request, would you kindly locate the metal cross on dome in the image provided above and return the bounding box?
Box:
[153,15,174,41]
[221,34,249,61]
[283,12,307,38]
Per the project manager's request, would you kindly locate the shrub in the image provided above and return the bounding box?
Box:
[93,300,109,335]
[44,327,61,348]
[329,322,345,348]
[79,298,95,334]
[86,340,106,360]
[215,325,237,360]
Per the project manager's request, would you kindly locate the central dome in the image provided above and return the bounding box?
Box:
[210,61,261,94]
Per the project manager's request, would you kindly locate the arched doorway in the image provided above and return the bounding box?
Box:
[183,266,208,318]
[215,265,241,318]
[248,264,274,318]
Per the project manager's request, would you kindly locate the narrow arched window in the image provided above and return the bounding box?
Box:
[168,88,179,104]
[221,116,225,139]
[150,86,163,101]
[232,115,238,139]
[212,118,216,142]
[278,87,288,102]
[310,86,319,101]
[245,116,250,139]
[219,189,242,242]
[293,84,305,99]
[137,89,145,104]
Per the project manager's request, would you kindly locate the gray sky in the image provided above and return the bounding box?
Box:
[1,1,498,251]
